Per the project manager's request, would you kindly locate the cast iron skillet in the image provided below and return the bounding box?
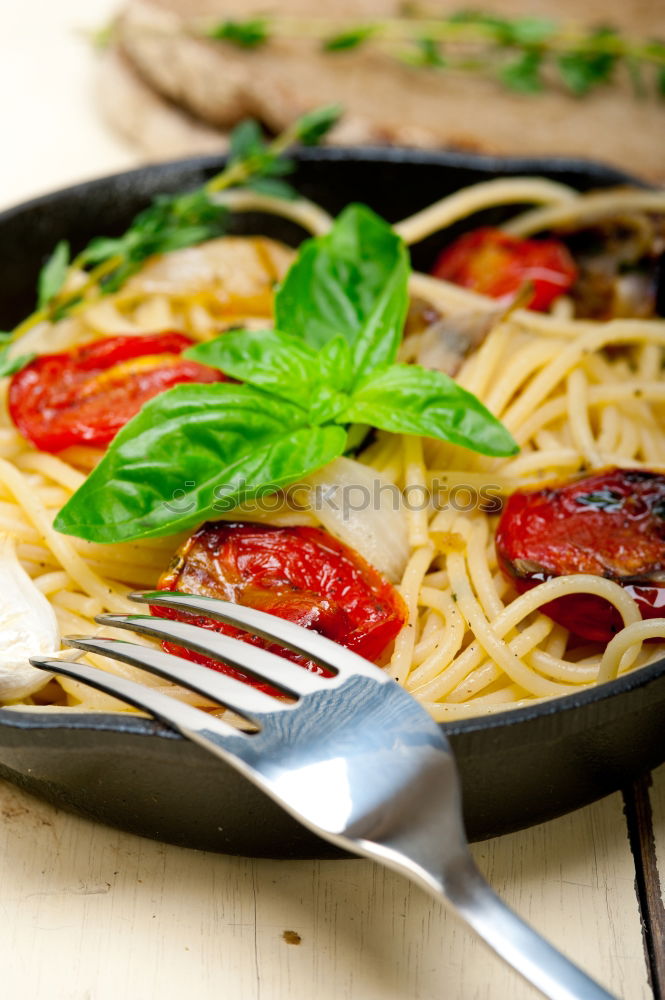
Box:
[0,148,664,857]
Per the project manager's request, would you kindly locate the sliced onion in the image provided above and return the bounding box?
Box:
[303,457,409,582]
[415,307,504,375]
[122,236,294,297]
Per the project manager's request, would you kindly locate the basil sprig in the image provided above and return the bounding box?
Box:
[275,203,410,382]
[55,205,517,544]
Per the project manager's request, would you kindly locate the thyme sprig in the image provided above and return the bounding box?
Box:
[3,105,341,368]
[203,11,665,98]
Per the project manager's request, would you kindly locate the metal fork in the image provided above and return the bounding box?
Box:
[32,590,616,1000]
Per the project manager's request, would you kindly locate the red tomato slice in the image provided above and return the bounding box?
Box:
[495,468,665,642]
[154,522,407,691]
[8,332,225,452]
[432,227,577,312]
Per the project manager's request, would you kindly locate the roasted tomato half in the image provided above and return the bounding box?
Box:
[495,468,665,642]
[432,227,577,312]
[154,522,406,690]
[8,332,224,452]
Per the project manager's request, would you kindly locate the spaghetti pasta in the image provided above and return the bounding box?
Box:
[3,181,665,720]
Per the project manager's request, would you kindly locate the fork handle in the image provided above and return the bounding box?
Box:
[439,855,617,1000]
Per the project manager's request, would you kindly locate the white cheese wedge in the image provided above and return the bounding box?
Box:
[0,534,59,701]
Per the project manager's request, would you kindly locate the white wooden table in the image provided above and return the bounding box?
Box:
[0,3,663,997]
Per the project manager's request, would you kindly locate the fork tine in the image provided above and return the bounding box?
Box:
[29,655,246,742]
[63,637,286,720]
[95,614,333,697]
[129,592,380,680]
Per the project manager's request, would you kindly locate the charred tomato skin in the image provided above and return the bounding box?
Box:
[432,227,577,312]
[9,331,224,452]
[154,522,406,690]
[495,468,665,642]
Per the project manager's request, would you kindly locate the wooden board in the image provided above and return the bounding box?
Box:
[638,764,665,996]
[0,776,652,999]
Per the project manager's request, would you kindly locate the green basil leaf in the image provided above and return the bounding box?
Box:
[37,240,70,309]
[339,364,519,457]
[186,330,353,421]
[344,423,372,454]
[54,384,346,543]
[282,335,354,422]
[275,204,409,382]
[0,351,35,377]
[185,329,318,405]
[314,336,353,391]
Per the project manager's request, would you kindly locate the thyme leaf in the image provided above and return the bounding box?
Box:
[501,50,544,93]
[556,28,618,96]
[323,26,376,52]
[5,106,341,364]
[207,18,269,48]
[402,37,447,68]
[197,11,665,99]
